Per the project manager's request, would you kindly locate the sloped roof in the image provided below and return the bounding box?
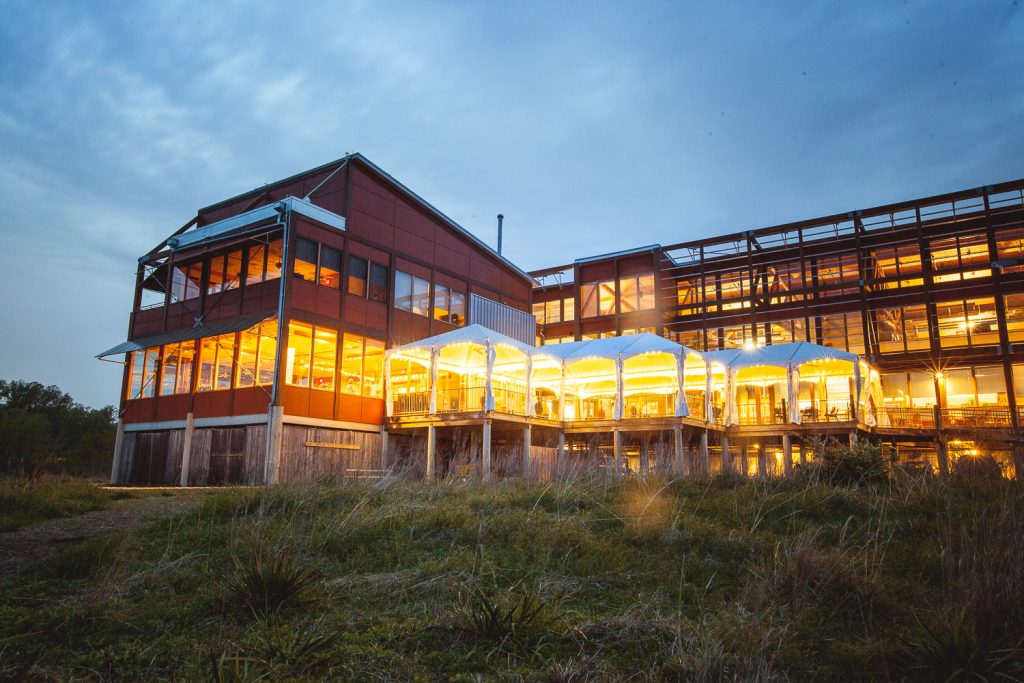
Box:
[542,333,699,362]
[703,342,858,371]
[389,324,540,358]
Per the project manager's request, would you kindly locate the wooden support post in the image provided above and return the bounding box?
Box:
[721,434,732,475]
[673,426,684,476]
[936,438,949,477]
[425,424,436,482]
[757,444,767,479]
[179,412,194,487]
[613,429,622,477]
[109,420,125,485]
[264,405,284,485]
[799,437,808,465]
[557,430,566,476]
[782,434,794,477]
[639,437,649,477]
[699,431,709,477]
[849,430,859,448]
[482,419,492,481]
[739,442,748,478]
[522,424,532,479]
[381,429,389,471]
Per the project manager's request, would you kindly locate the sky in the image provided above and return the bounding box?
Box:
[0,0,1022,409]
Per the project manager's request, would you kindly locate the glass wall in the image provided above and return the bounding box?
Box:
[930,233,990,282]
[934,297,999,348]
[874,305,930,354]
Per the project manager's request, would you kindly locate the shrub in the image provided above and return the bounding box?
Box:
[807,439,891,486]
[456,580,561,652]
[223,544,319,617]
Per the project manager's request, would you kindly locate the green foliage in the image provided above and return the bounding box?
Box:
[806,438,892,486]
[223,543,320,617]
[895,610,1023,682]
[0,379,116,476]
[0,477,124,531]
[456,580,561,653]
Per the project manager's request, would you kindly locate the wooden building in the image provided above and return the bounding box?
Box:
[100,154,534,485]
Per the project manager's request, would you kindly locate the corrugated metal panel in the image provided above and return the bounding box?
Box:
[468,294,536,345]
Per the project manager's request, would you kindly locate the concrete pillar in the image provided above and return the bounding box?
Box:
[673,426,684,476]
[179,412,194,487]
[613,429,622,477]
[264,405,284,484]
[109,420,125,485]
[425,424,436,482]
[782,434,794,477]
[482,419,492,481]
[522,424,532,479]
[936,438,949,477]
[721,434,732,475]
[699,431,709,477]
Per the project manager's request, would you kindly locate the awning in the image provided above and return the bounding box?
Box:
[96,312,274,359]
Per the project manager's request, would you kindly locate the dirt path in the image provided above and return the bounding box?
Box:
[0,492,204,583]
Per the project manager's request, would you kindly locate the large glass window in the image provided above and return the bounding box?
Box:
[935,297,999,348]
[617,273,656,313]
[394,271,430,316]
[246,244,267,285]
[815,255,859,297]
[265,239,283,281]
[340,334,385,398]
[676,279,700,315]
[160,342,194,395]
[286,321,313,387]
[768,317,808,345]
[941,367,1007,408]
[127,347,160,399]
[874,305,930,353]
[362,339,385,399]
[721,324,756,349]
[224,250,243,290]
[198,334,236,392]
[870,244,922,289]
[236,321,277,388]
[433,284,466,325]
[318,246,341,289]
[207,255,225,295]
[818,312,864,353]
[1004,293,1024,342]
[995,227,1024,274]
[311,327,337,391]
[293,238,319,282]
[881,371,937,408]
[719,270,750,310]
[580,280,616,317]
[930,233,990,282]
[767,262,804,304]
[544,299,561,325]
[532,302,545,325]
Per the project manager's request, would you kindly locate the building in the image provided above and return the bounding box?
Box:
[101,158,1024,484]
[531,179,1024,476]
[99,154,534,485]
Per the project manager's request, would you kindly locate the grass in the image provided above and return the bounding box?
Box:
[0,477,133,531]
[0,472,1022,680]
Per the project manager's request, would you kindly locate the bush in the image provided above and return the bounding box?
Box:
[223,544,319,617]
[807,439,891,486]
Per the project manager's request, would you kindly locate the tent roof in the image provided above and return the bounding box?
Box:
[703,342,858,371]
[389,324,540,358]
[542,333,699,363]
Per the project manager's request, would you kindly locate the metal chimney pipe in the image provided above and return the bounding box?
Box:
[497,213,504,255]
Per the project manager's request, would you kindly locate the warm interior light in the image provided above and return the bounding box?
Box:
[935,371,945,380]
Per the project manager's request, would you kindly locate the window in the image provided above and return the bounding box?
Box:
[719,270,750,310]
[207,255,225,295]
[198,334,236,392]
[996,228,1024,273]
[265,239,283,280]
[532,303,545,325]
[225,250,243,290]
[563,297,575,322]
[545,299,561,325]
[580,280,616,318]
[170,263,202,301]
[286,321,313,387]
[160,342,195,395]
[434,284,466,325]
[881,372,937,408]
[340,334,385,397]
[619,274,654,313]
[369,263,388,302]
[703,277,719,313]
[721,324,756,349]
[676,280,700,315]
[768,317,808,345]
[870,245,922,289]
[246,244,267,285]
[934,297,999,348]
[348,256,368,297]
[941,367,1007,408]
[127,347,160,399]
[1006,293,1024,342]
[930,233,990,282]
[311,327,337,391]
[294,238,319,282]
[815,255,859,296]
[319,246,341,289]
[819,312,864,353]
[394,271,430,316]
[874,305,930,353]
[766,262,805,304]
[236,321,276,388]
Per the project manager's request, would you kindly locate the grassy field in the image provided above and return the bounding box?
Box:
[0,477,134,532]
[0,472,1022,681]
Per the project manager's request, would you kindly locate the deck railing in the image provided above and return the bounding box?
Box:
[623,393,677,419]
[879,406,937,429]
[941,407,1013,429]
[393,391,431,415]
[437,386,487,414]
[736,402,787,425]
[493,387,527,415]
[685,391,706,421]
[800,400,854,423]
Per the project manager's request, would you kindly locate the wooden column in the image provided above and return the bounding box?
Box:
[425,424,436,482]
[739,442,748,478]
[673,426,684,476]
[522,424,532,479]
[179,412,194,487]
[264,404,284,485]
[639,436,649,476]
[482,419,492,481]
[757,444,767,479]
[381,429,390,471]
[782,434,794,477]
[557,430,566,476]
[721,434,732,475]
[613,429,622,477]
[936,438,949,477]
[849,430,859,448]
[699,431,709,477]
[109,420,125,485]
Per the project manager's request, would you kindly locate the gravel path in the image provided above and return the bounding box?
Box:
[0,492,204,583]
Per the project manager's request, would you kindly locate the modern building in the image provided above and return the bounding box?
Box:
[100,157,1024,484]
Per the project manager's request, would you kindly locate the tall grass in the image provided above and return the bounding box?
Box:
[0,476,128,531]
[0,472,1021,680]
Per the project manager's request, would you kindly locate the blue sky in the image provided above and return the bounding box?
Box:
[0,1,1021,408]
